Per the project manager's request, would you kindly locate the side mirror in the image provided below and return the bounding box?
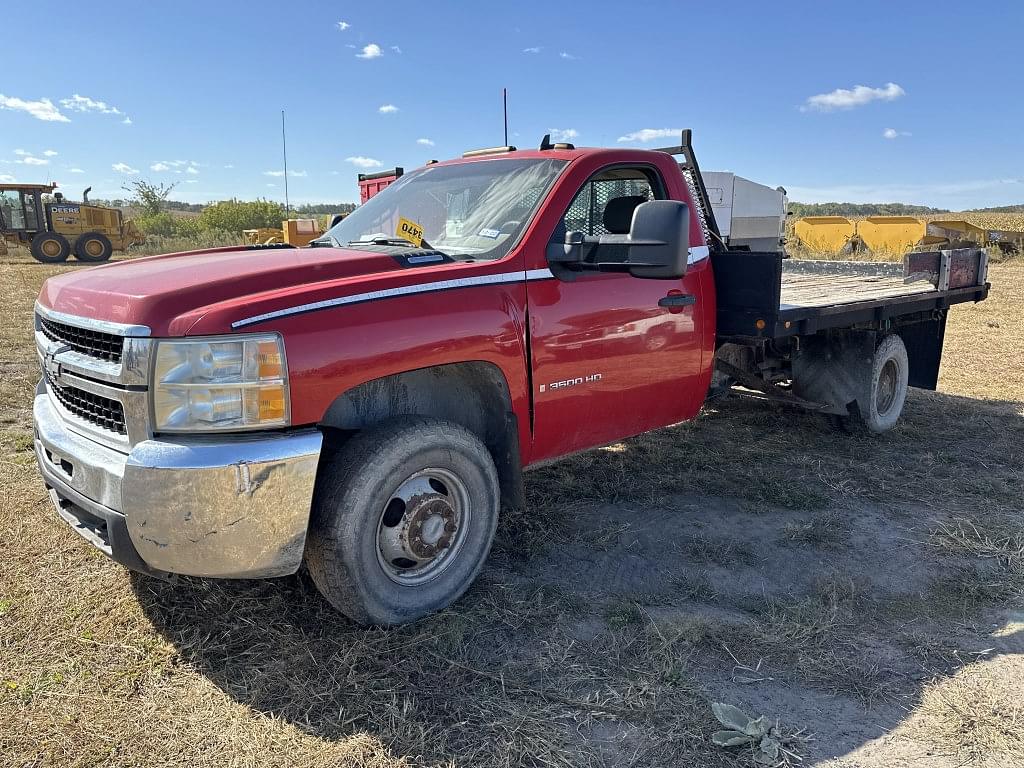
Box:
[620,200,690,279]
[544,200,691,280]
[328,213,347,229]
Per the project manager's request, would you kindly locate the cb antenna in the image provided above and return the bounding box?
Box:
[502,88,508,146]
[281,109,290,217]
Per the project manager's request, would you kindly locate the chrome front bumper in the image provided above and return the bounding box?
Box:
[34,389,323,579]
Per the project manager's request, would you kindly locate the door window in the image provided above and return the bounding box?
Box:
[560,168,662,237]
[0,190,26,229]
[21,192,39,229]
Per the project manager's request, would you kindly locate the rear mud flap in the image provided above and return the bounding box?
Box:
[792,331,877,416]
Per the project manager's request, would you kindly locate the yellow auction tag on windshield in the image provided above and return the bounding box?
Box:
[396,216,424,247]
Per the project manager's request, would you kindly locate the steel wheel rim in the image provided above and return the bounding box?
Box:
[375,467,470,585]
[85,239,103,256]
[876,359,899,415]
[42,239,60,256]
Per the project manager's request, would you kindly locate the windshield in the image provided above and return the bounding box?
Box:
[319,158,566,260]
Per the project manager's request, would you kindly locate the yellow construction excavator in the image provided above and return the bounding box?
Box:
[0,183,144,263]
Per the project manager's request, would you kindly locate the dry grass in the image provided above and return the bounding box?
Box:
[2,252,1024,767]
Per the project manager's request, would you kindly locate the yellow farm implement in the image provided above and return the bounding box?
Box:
[794,215,1022,256]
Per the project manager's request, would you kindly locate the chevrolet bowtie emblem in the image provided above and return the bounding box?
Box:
[43,344,70,381]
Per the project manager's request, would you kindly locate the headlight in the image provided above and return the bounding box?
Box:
[152,334,289,432]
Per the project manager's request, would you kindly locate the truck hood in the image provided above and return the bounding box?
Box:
[37,246,409,336]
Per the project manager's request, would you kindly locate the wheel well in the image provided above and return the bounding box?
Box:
[319,362,524,509]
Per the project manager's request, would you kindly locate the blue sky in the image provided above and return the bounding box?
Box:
[1,0,1021,209]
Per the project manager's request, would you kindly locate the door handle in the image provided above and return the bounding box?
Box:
[658,293,696,308]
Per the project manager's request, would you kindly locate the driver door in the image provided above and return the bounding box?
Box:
[525,164,706,462]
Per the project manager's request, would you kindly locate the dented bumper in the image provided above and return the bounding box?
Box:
[33,390,322,579]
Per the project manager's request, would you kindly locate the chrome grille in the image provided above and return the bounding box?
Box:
[39,316,123,363]
[45,369,127,434]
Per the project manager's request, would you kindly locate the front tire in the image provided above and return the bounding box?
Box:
[305,417,500,625]
[30,232,71,263]
[74,232,113,262]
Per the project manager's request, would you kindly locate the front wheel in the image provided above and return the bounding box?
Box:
[305,417,500,625]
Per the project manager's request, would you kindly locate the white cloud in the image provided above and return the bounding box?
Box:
[617,128,680,143]
[263,169,307,177]
[184,179,199,184]
[356,43,383,59]
[0,174,16,183]
[19,156,48,166]
[0,94,69,122]
[883,128,911,139]
[266,183,277,188]
[416,138,435,146]
[559,52,578,60]
[14,149,28,155]
[523,46,541,54]
[111,162,139,174]
[390,46,402,54]
[61,94,122,115]
[345,156,382,169]
[43,149,58,157]
[336,20,350,30]
[549,128,578,142]
[122,116,132,125]
[69,167,85,173]
[186,166,199,175]
[801,82,905,112]
[151,162,170,171]
[378,103,399,114]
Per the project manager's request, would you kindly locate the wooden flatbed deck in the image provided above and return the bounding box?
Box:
[780,269,934,311]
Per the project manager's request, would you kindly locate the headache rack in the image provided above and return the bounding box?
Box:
[653,129,724,251]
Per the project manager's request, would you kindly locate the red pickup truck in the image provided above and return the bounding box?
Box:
[32,132,989,625]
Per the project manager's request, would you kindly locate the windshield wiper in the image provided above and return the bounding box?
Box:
[347,237,435,250]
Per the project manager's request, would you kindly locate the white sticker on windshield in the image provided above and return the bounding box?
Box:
[478,228,501,239]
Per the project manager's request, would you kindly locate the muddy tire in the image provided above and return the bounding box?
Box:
[848,334,909,434]
[30,232,71,263]
[74,232,113,262]
[305,417,500,626]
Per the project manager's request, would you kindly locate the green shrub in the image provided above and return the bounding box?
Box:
[198,199,284,233]
[134,212,179,237]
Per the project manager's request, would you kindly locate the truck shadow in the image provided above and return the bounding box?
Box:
[133,388,1024,767]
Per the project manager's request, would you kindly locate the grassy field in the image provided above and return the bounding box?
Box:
[2,247,1023,767]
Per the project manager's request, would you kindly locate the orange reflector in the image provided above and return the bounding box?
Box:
[257,341,283,379]
[258,385,286,421]
[755,319,766,330]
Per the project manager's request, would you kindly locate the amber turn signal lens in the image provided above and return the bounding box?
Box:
[257,341,283,379]
[257,385,287,421]
[755,319,767,330]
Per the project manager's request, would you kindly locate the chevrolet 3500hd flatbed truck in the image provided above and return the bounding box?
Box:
[32,131,989,625]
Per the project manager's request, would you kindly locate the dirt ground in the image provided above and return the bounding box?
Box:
[2,250,1023,767]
